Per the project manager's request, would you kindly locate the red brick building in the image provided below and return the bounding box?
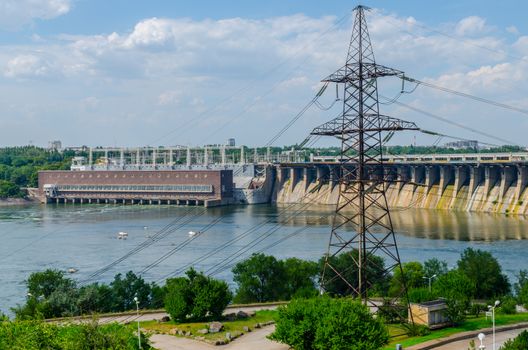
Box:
[38,170,233,207]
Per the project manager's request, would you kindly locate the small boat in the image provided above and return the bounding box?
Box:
[188,231,198,237]
[117,231,128,239]
[67,268,78,274]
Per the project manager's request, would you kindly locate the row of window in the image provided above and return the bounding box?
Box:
[57,184,213,193]
[50,173,211,179]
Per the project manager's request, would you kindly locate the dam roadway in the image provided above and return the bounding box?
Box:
[274,152,528,215]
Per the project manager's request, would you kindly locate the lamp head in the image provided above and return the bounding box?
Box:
[134,296,138,302]
[495,300,500,307]
[478,333,485,341]
[432,274,437,278]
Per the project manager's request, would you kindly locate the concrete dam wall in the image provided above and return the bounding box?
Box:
[273,163,528,215]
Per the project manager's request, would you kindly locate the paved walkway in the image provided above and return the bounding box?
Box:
[430,327,527,350]
[150,325,288,350]
[97,304,281,325]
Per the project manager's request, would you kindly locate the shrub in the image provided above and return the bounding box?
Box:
[499,296,517,315]
[164,268,232,322]
[0,319,150,349]
[407,287,437,304]
[500,330,528,349]
[469,303,486,318]
[270,297,389,350]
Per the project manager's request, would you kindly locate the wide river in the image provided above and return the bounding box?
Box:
[1,203,528,314]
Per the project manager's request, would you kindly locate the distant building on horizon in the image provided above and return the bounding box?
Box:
[444,140,478,150]
[48,140,62,151]
[226,138,236,147]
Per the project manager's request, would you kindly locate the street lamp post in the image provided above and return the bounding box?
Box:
[488,300,500,350]
[134,296,140,349]
[423,274,437,292]
[478,332,486,350]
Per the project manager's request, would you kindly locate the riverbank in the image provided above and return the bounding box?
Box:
[0,197,37,206]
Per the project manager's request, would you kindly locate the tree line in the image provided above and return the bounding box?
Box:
[0,146,74,198]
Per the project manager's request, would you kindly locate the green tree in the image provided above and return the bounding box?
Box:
[389,262,425,296]
[26,269,76,299]
[270,297,389,350]
[164,277,192,322]
[110,271,152,311]
[320,250,389,297]
[433,270,475,325]
[232,253,286,303]
[283,258,318,298]
[0,180,21,198]
[77,283,114,314]
[457,248,510,299]
[164,268,232,322]
[423,258,448,278]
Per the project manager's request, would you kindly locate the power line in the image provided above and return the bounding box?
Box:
[150,13,350,146]
[390,99,517,146]
[403,77,528,117]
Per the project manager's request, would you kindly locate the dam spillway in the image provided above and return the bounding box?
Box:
[274,154,528,215]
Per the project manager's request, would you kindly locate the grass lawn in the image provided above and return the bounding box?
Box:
[383,313,528,350]
[139,310,278,343]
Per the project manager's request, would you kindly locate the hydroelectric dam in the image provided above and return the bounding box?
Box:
[36,146,528,215]
[275,152,528,215]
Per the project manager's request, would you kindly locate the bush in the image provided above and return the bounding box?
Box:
[0,319,150,349]
[270,297,389,350]
[164,268,232,322]
[499,296,517,315]
[500,330,528,350]
[407,287,437,304]
[469,303,487,318]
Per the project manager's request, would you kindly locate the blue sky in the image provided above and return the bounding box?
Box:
[1,0,528,147]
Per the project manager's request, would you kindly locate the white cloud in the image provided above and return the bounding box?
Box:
[506,25,520,35]
[0,11,527,146]
[158,90,181,106]
[4,54,52,78]
[455,16,488,36]
[0,0,71,29]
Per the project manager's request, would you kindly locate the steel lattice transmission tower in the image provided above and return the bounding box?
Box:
[312,6,418,312]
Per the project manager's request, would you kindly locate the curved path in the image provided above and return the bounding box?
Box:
[427,327,527,350]
[150,325,288,350]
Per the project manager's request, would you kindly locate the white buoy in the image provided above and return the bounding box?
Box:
[117,231,128,239]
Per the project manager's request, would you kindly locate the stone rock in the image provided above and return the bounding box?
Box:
[185,331,191,336]
[226,332,232,340]
[177,330,184,336]
[224,312,237,321]
[209,321,224,333]
[236,310,249,319]
[195,336,206,341]
[197,328,209,334]
[168,328,178,335]
[247,311,256,317]
[215,340,227,345]
[160,316,170,323]
[254,323,261,329]
[243,326,250,332]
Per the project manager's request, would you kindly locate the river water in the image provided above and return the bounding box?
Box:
[1,203,528,314]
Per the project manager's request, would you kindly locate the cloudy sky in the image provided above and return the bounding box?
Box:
[0,0,527,148]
